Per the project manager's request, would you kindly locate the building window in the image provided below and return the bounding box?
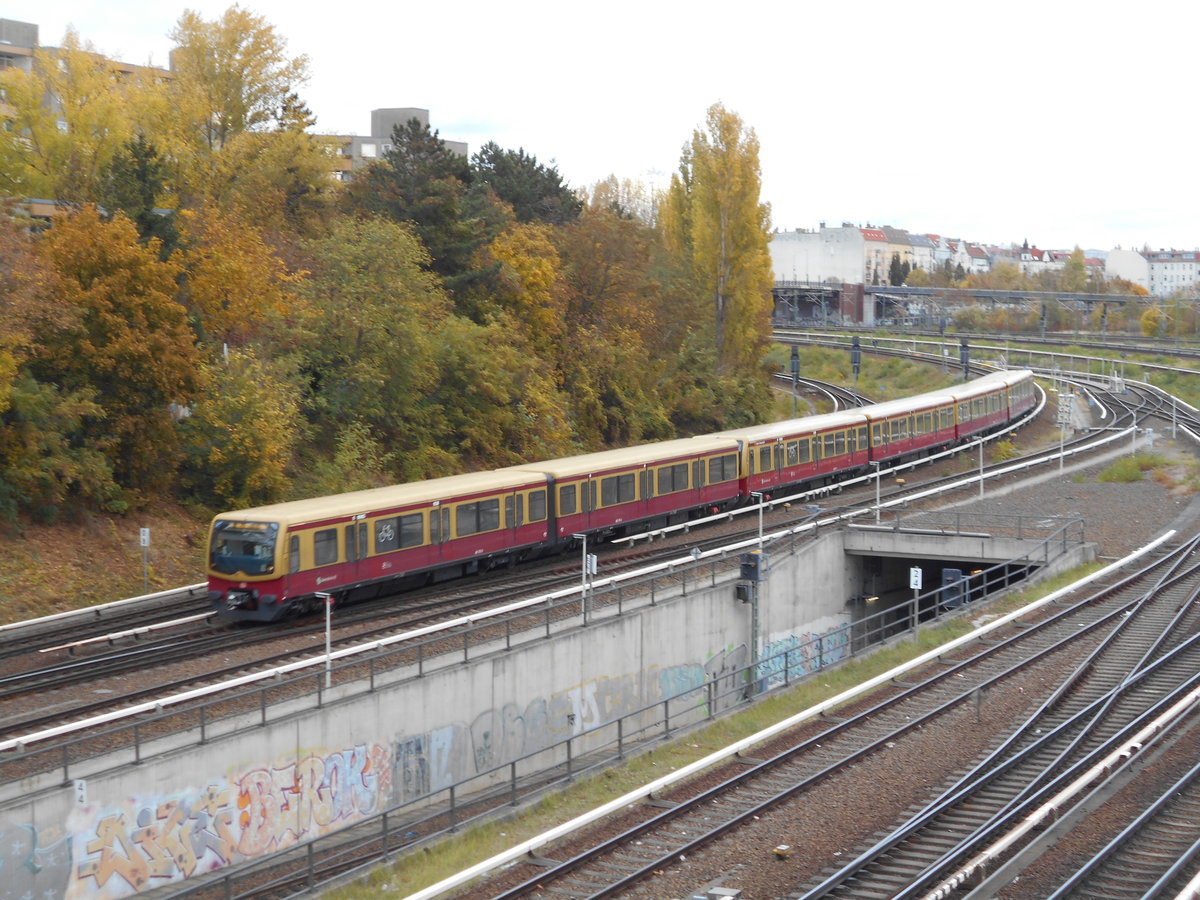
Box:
[360,142,377,158]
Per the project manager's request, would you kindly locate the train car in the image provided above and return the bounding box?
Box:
[948,369,1032,441]
[997,368,1037,419]
[504,436,743,540]
[861,389,958,465]
[711,410,870,497]
[208,469,551,622]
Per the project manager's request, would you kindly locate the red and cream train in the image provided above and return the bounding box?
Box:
[208,369,1037,622]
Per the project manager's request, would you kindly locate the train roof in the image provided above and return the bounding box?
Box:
[213,469,545,526]
[857,389,956,419]
[502,435,739,479]
[944,368,1031,401]
[711,409,869,443]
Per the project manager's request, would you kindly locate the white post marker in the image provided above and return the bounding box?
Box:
[572,534,588,621]
[139,527,150,594]
[910,565,923,634]
[316,592,333,688]
[870,461,881,524]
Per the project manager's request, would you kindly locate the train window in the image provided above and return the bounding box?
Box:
[399,514,423,548]
[658,463,689,494]
[873,423,885,445]
[709,454,737,483]
[314,529,338,566]
[601,473,636,506]
[858,426,868,449]
[786,441,799,465]
[457,498,501,536]
[376,517,400,552]
[505,495,515,528]
[823,433,836,458]
[528,489,546,521]
[846,430,856,453]
[289,535,299,574]
[694,459,706,489]
[757,446,772,472]
[798,438,811,463]
[559,484,577,516]
[514,495,524,527]
[835,432,846,456]
[774,444,784,470]
[640,470,652,501]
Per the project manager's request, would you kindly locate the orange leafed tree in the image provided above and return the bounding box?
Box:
[179,206,302,347]
[29,207,202,492]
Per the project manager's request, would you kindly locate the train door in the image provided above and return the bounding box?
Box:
[506,492,522,541]
[430,503,450,560]
[344,517,367,583]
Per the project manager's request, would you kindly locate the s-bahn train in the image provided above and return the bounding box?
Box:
[207,369,1037,622]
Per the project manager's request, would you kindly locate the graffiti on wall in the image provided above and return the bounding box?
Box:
[758,626,850,689]
[0,822,73,900]
[393,665,698,802]
[62,742,389,900]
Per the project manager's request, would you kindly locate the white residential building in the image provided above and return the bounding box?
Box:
[1145,250,1200,297]
[1104,249,1150,291]
[769,224,868,285]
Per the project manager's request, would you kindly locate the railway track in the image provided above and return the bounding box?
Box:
[444,536,1200,900]
[793,537,1200,899]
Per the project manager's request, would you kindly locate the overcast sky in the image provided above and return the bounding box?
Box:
[12,1,1197,254]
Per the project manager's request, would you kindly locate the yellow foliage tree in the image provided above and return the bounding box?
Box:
[661,104,774,374]
[0,31,141,202]
[178,206,302,347]
[486,223,566,358]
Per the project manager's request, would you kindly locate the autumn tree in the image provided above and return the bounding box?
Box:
[483,223,566,359]
[297,216,449,456]
[160,5,322,221]
[178,349,300,508]
[661,104,774,376]
[178,205,300,347]
[422,316,574,471]
[554,202,675,445]
[472,142,582,225]
[27,207,202,493]
[344,117,506,300]
[98,134,179,252]
[586,175,660,225]
[1059,246,1088,293]
[167,6,310,154]
[0,376,120,522]
[0,31,138,202]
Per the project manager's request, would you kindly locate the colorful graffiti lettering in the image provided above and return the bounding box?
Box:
[71,743,387,899]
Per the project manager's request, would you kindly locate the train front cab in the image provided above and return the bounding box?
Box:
[208,517,288,621]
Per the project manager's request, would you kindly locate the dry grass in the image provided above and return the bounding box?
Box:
[0,502,209,622]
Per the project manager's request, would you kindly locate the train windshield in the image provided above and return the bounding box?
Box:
[209,521,279,575]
